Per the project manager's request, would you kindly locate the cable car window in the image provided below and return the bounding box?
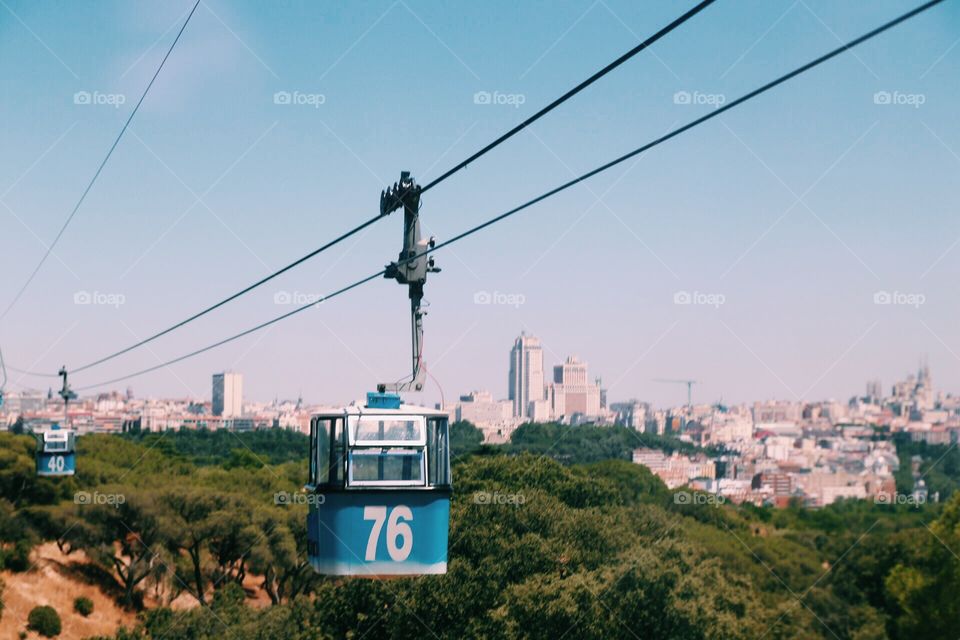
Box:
[310,417,343,487]
[427,418,451,487]
[348,449,425,486]
[350,416,425,446]
[45,440,68,451]
[331,418,345,485]
[316,418,331,484]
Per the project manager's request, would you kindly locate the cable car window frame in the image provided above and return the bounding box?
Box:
[348,414,426,447]
[347,448,426,487]
[310,415,344,488]
[427,417,451,487]
[309,420,318,485]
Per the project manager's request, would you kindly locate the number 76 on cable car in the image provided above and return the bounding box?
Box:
[305,400,451,576]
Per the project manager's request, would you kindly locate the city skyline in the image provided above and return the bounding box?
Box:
[1,1,958,410]
[3,345,949,414]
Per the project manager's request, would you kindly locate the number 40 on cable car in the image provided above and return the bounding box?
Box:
[37,429,77,477]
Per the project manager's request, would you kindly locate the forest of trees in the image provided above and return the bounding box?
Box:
[0,423,957,639]
[891,433,960,498]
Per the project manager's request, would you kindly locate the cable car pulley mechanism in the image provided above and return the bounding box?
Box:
[377,171,439,396]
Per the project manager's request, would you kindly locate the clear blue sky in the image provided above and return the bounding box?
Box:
[1,0,958,408]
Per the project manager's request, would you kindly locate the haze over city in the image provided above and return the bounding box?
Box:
[2,0,958,408]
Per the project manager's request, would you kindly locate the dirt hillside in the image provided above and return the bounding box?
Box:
[0,542,137,640]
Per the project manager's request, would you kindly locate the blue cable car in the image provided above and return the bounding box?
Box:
[306,172,450,576]
[36,367,78,477]
[37,427,77,477]
[306,392,451,576]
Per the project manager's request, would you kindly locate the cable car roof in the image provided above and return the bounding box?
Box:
[313,403,450,419]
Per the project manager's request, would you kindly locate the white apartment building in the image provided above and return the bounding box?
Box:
[455,390,519,442]
[212,372,243,418]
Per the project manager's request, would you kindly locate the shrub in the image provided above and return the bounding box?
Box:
[27,605,61,637]
[3,540,32,572]
[74,596,94,617]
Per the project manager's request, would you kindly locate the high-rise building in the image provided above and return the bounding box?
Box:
[554,356,588,386]
[508,333,544,418]
[212,372,243,418]
[548,356,601,420]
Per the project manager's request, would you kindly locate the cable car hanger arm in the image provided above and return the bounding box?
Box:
[378,172,439,394]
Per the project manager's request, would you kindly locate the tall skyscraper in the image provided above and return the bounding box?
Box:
[212,372,243,418]
[508,333,544,418]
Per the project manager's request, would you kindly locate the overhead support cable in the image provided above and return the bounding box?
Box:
[0,0,203,322]
[419,0,718,192]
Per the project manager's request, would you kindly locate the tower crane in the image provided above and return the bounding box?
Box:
[654,378,700,408]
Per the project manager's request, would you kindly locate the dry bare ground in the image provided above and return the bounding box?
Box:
[0,543,136,639]
[0,542,274,639]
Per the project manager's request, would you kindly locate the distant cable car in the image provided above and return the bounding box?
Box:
[37,426,76,477]
[306,393,450,575]
[34,366,78,477]
[306,172,450,576]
